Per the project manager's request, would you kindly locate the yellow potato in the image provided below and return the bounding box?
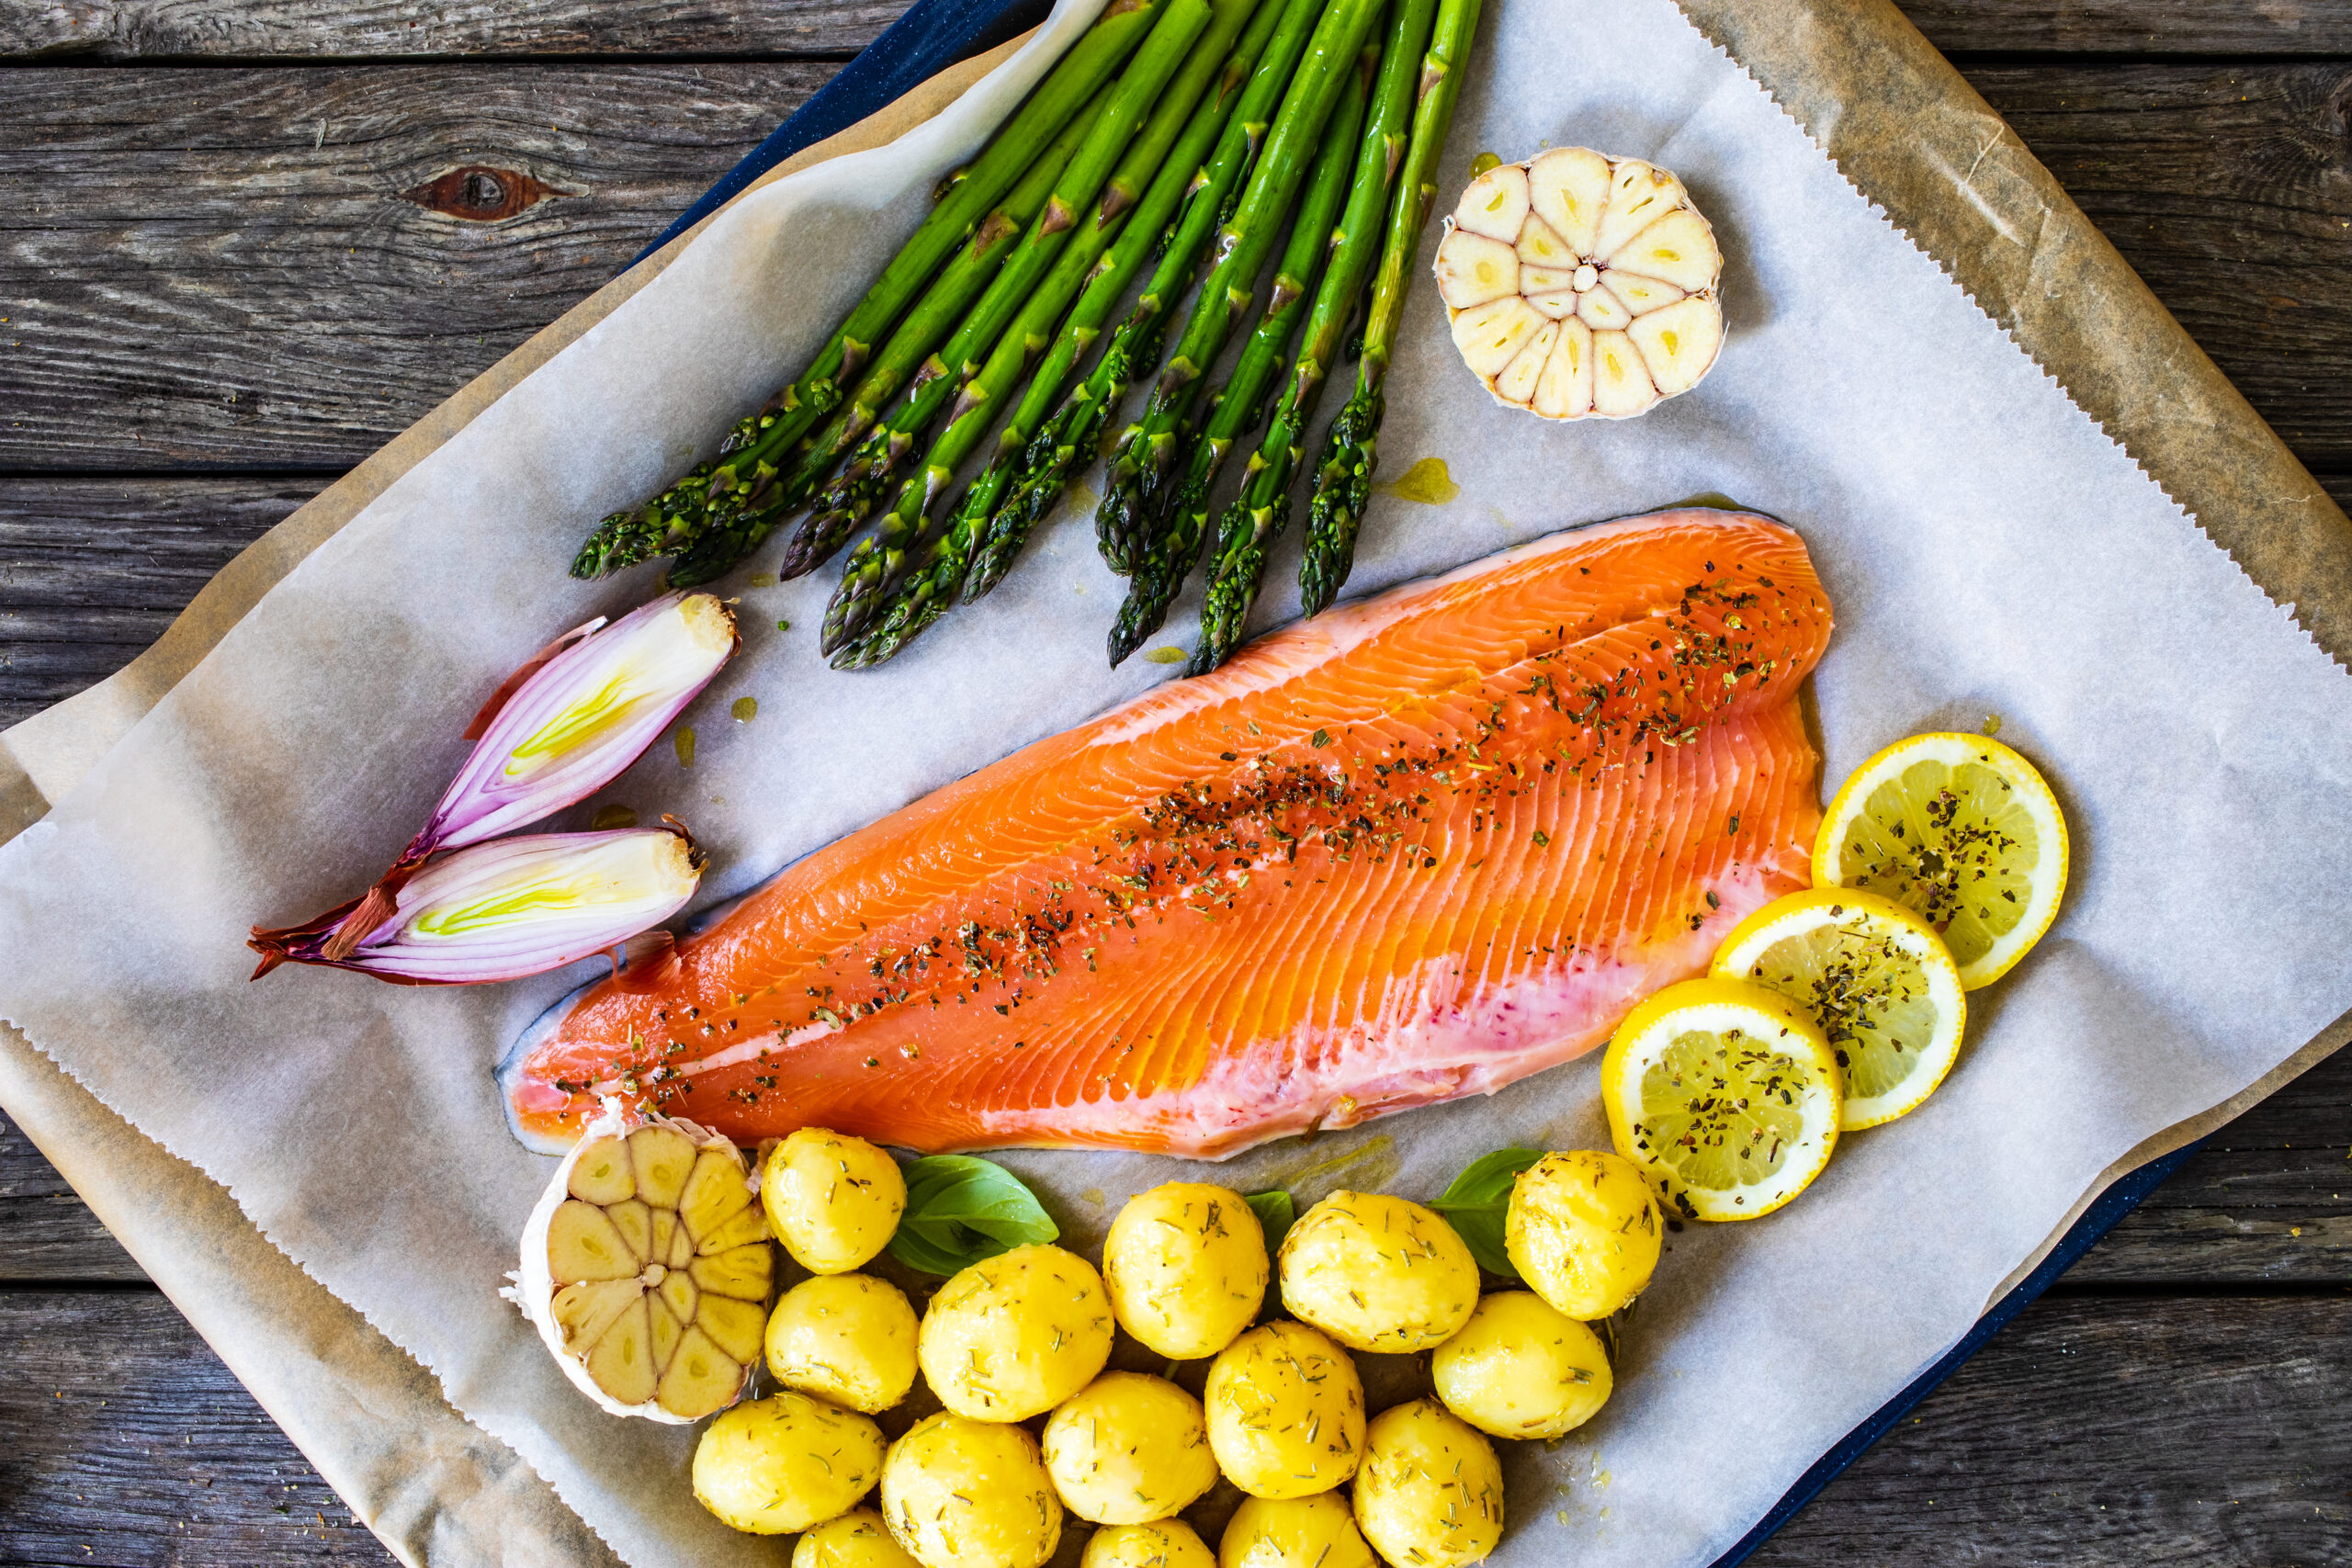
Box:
[1431,1289,1612,1439]
[764,1272,920,1414]
[1276,1190,1478,1352]
[1102,1181,1269,1359]
[881,1413,1062,1568]
[1504,1149,1661,1319]
[917,1242,1114,1421]
[762,1127,906,1274]
[1042,1371,1219,1525]
[1218,1493,1377,1568]
[1202,1320,1364,1499]
[793,1508,921,1568]
[1085,1519,1218,1568]
[1351,1399,1504,1568]
[690,1390,884,1534]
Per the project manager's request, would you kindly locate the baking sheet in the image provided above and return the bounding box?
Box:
[2,2,2349,1566]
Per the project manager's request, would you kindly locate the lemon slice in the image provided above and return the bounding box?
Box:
[1813,733,2068,988]
[1600,977,1840,1223]
[1710,888,1966,1130]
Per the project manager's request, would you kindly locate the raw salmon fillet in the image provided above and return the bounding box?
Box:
[503,510,1833,1156]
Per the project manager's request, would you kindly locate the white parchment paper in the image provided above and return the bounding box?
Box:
[1,0,2348,1563]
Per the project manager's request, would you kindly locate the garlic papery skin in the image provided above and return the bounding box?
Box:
[1433,149,1724,420]
[248,827,704,984]
[417,591,737,857]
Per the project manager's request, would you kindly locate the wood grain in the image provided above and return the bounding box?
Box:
[1749,1292,2352,1564]
[0,478,317,727]
[0,1117,141,1282]
[0,0,909,62]
[1906,0,2352,57]
[2,62,2345,483]
[0,64,830,472]
[0,1291,392,1564]
[1961,61,2352,473]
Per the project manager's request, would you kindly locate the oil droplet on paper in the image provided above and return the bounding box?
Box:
[1983,713,2003,736]
[591,804,637,830]
[731,696,758,722]
[1469,151,1501,177]
[1145,647,1186,664]
[748,572,778,587]
[673,726,695,768]
[1377,457,1460,505]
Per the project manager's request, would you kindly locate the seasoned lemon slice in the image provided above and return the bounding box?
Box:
[1814,733,2068,988]
[1711,888,1967,1130]
[1600,977,1840,1222]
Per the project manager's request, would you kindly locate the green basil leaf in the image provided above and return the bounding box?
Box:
[888,1155,1058,1276]
[1243,1190,1296,1254]
[1426,1147,1544,1278]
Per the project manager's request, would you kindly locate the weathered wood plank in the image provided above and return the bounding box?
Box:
[2,62,2349,479]
[0,0,909,62]
[1748,1293,2352,1565]
[0,477,314,727]
[0,1287,2341,1565]
[2070,1043,2352,1285]
[1900,0,2352,57]
[0,1290,392,1562]
[0,63,831,472]
[0,1118,142,1283]
[1958,61,2352,473]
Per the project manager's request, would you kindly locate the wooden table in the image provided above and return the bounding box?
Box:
[1,0,2346,1561]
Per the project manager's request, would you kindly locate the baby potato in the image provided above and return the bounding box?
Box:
[1351,1399,1504,1568]
[763,1127,906,1273]
[1505,1149,1661,1319]
[691,1390,884,1534]
[1202,1320,1364,1499]
[1431,1290,1612,1439]
[1042,1371,1219,1525]
[793,1508,921,1568]
[1430,1297,1618,1438]
[1085,1519,1218,1568]
[765,1272,920,1414]
[1102,1181,1268,1359]
[1276,1190,1478,1353]
[917,1243,1114,1421]
[881,1413,1062,1568]
[1218,1493,1377,1568]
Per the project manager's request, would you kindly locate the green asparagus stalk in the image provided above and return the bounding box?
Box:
[820,0,1263,653]
[1094,0,1387,575]
[1297,0,1480,615]
[765,0,1217,590]
[1190,0,1431,671]
[996,0,1331,588]
[570,0,1166,580]
[827,0,1298,671]
[1107,40,1372,667]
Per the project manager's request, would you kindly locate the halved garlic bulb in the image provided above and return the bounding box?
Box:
[506,1100,774,1422]
[1434,149,1724,420]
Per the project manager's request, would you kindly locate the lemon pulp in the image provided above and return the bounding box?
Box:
[1726,912,1954,1121]
[1828,753,2042,976]
[1637,1025,1818,1202]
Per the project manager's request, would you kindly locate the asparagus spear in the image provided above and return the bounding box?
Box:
[570,0,1166,580]
[820,0,1264,652]
[1093,0,1387,575]
[989,0,1332,591]
[828,0,1298,671]
[1297,0,1480,615]
[1190,0,1432,671]
[766,0,1218,591]
[1106,41,1373,667]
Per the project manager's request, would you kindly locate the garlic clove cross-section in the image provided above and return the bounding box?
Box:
[506,1100,774,1422]
[1435,148,1724,420]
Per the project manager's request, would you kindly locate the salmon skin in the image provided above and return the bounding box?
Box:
[502,510,1833,1157]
